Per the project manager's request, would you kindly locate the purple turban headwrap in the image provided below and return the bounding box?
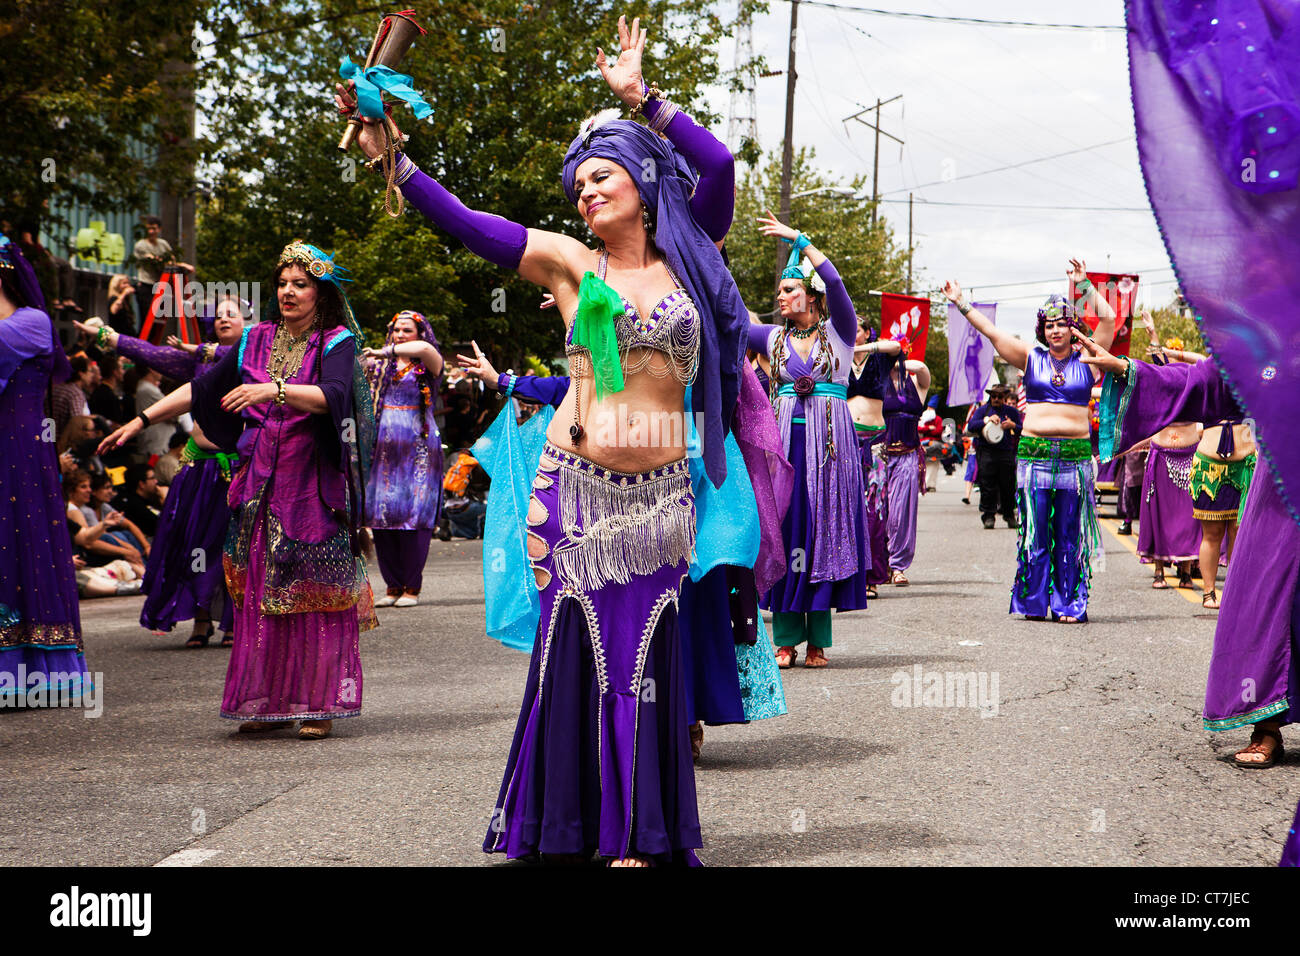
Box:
[561,117,747,489]
[0,235,72,383]
[1128,0,1300,521]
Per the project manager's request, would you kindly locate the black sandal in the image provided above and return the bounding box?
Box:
[219,631,235,647]
[1202,590,1220,609]
[1234,726,1284,769]
[185,622,214,648]
[1175,567,1195,589]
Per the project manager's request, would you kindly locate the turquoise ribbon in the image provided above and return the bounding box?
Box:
[339,57,433,121]
[777,382,848,400]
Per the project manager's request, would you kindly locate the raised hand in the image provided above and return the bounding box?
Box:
[221,383,277,413]
[1071,326,1126,375]
[333,82,405,161]
[456,340,500,389]
[756,208,798,242]
[941,280,964,303]
[1067,258,1089,284]
[596,15,647,109]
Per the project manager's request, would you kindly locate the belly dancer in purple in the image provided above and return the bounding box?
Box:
[942,261,1115,622]
[76,300,244,647]
[746,214,868,667]
[848,321,896,599]
[0,236,88,705]
[100,241,378,741]
[338,15,747,864]
[879,342,932,585]
[361,310,444,608]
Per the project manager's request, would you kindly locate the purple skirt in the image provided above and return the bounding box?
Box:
[484,445,701,864]
[220,497,363,721]
[140,457,233,632]
[1137,443,1201,563]
[763,423,869,613]
[858,430,890,587]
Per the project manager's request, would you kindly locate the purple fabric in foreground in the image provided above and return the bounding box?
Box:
[1281,802,1300,866]
[1101,358,1299,731]
[1127,0,1300,521]
[732,362,794,596]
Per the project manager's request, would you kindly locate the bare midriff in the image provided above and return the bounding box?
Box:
[1198,423,1255,461]
[848,395,884,428]
[1154,421,1199,449]
[191,420,219,452]
[546,347,689,473]
[1022,402,1091,440]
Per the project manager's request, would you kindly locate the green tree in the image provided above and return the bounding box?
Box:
[1,0,199,232]
[1128,293,1204,358]
[195,0,747,366]
[727,147,910,319]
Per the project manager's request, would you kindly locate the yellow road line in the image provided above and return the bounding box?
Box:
[1098,516,1202,605]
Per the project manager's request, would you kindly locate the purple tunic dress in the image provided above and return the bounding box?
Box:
[747,258,868,615]
[191,323,376,721]
[114,335,235,634]
[1101,358,1299,731]
[365,363,443,530]
[0,307,87,698]
[849,352,890,588]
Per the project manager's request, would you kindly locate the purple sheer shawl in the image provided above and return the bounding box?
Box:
[1127,0,1300,522]
[562,119,747,489]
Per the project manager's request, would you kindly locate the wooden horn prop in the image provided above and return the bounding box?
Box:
[338,10,426,152]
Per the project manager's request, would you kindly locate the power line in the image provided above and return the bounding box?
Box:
[878,198,1152,212]
[774,0,1124,30]
[880,138,1131,195]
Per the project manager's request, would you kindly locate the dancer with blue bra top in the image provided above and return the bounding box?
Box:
[338,15,747,865]
[746,212,869,668]
[942,260,1116,623]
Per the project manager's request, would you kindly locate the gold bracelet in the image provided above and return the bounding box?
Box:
[274,377,287,405]
[628,82,661,118]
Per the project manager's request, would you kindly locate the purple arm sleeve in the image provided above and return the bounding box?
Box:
[644,100,735,242]
[813,257,858,345]
[747,323,778,357]
[189,343,244,451]
[1099,358,1236,461]
[0,307,52,392]
[502,373,569,409]
[400,167,529,271]
[115,334,200,382]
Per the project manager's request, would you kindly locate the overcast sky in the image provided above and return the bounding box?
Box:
[700,0,1174,338]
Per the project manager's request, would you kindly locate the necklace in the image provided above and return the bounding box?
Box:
[1048,350,1072,387]
[267,320,315,382]
[789,319,821,340]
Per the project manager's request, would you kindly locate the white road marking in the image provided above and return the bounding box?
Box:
[154,847,222,867]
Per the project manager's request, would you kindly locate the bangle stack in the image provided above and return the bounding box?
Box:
[96,326,112,347]
[393,153,418,186]
[957,298,973,316]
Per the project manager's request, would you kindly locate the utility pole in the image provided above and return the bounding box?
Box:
[907,192,913,295]
[843,95,902,224]
[775,0,799,289]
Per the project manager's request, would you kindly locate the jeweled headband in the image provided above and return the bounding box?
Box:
[0,235,15,269]
[278,239,350,284]
[1036,293,1077,322]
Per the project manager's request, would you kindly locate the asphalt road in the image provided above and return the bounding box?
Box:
[3,473,1292,866]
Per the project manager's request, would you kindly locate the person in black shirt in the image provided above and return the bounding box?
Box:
[88,351,128,425]
[112,462,162,539]
[966,384,1022,529]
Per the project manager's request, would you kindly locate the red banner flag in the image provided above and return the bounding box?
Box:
[880,292,930,361]
[1070,271,1139,358]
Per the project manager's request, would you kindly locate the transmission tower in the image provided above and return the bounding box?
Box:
[726,3,759,165]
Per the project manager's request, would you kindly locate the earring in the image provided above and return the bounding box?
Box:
[640,201,654,237]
